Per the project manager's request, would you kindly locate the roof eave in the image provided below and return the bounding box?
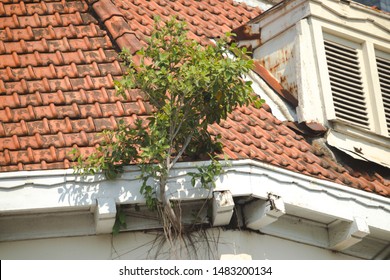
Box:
[1,159,389,258]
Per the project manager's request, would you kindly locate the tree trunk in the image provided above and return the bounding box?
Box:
[159,175,182,242]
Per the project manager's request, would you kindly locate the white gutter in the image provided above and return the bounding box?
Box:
[1,159,389,227]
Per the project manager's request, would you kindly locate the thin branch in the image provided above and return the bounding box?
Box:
[171,97,198,141]
[169,131,194,169]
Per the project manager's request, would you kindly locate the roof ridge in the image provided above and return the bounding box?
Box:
[91,0,143,53]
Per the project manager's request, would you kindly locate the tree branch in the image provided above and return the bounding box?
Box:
[169,130,194,169]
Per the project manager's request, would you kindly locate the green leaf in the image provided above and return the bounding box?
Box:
[191,176,196,187]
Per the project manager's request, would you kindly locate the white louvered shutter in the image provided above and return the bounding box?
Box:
[376,55,390,136]
[324,40,370,129]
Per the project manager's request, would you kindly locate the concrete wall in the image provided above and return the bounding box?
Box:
[0,228,359,260]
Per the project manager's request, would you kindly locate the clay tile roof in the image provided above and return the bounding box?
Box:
[0,0,389,197]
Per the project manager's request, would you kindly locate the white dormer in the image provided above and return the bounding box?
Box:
[240,0,390,167]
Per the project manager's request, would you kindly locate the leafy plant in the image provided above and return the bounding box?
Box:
[188,156,226,190]
[73,17,263,241]
[112,206,127,235]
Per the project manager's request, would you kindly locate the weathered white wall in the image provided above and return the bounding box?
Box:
[0,228,359,260]
[254,26,298,98]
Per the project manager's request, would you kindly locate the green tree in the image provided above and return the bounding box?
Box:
[73,17,263,242]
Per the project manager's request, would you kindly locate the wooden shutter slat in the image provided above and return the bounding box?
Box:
[324,39,369,129]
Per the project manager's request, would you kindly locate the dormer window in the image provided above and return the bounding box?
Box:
[322,32,390,137]
[240,0,390,167]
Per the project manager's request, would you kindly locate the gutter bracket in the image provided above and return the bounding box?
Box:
[212,191,235,226]
[244,194,285,230]
[94,198,117,234]
[328,216,370,251]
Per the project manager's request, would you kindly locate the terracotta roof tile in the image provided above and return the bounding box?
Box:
[0,0,388,198]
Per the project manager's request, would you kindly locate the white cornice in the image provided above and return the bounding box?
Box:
[0,159,389,216]
[1,159,389,257]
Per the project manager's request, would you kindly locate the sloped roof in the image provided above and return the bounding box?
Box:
[0,0,389,197]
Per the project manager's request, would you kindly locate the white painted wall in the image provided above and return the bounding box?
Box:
[0,228,359,260]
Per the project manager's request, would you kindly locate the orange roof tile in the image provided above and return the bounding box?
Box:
[0,0,389,197]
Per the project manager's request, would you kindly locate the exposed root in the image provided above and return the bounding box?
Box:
[147,225,220,259]
[157,202,183,246]
[152,196,219,259]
